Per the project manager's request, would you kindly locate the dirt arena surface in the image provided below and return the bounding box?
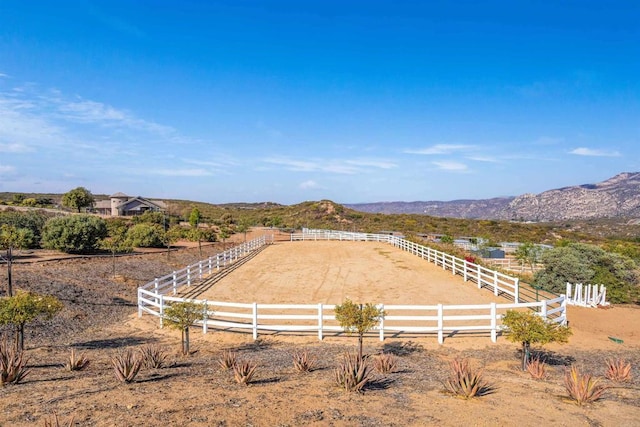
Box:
[1,237,639,426]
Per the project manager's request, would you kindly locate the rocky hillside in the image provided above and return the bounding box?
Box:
[346,172,640,221]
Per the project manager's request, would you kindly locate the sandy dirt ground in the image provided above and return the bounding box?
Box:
[1,237,639,426]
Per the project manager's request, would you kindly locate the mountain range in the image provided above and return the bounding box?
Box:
[345,172,640,222]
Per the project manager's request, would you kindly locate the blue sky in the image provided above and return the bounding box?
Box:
[1,1,638,204]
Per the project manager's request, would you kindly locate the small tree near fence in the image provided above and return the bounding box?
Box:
[163,301,206,355]
[334,298,385,360]
[502,310,572,371]
[0,291,63,351]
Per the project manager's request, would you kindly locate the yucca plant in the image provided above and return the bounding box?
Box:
[373,352,398,374]
[233,360,258,385]
[65,348,90,372]
[564,365,607,405]
[139,344,167,369]
[526,356,546,380]
[0,337,30,386]
[444,358,493,399]
[44,411,74,427]
[605,358,632,383]
[217,350,238,370]
[112,349,143,383]
[334,352,372,393]
[292,349,316,373]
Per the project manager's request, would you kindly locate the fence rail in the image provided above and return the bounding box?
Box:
[137,229,566,344]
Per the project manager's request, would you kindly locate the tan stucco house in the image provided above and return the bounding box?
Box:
[94,192,167,216]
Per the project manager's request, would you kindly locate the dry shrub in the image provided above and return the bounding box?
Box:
[373,352,398,374]
[292,349,316,373]
[112,349,142,383]
[233,359,258,385]
[564,365,607,405]
[334,353,372,393]
[605,358,632,383]
[444,358,493,399]
[526,356,546,380]
[0,337,30,386]
[65,348,90,372]
[218,350,238,370]
[44,411,74,427]
[139,344,167,369]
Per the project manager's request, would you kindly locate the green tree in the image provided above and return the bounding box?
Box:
[334,298,385,360]
[0,225,35,296]
[188,207,201,229]
[235,218,251,242]
[534,243,638,303]
[514,242,542,273]
[218,227,231,249]
[502,310,572,370]
[42,215,107,253]
[61,187,95,213]
[163,226,183,260]
[102,220,133,278]
[0,210,49,245]
[125,223,165,248]
[163,301,206,355]
[0,291,63,351]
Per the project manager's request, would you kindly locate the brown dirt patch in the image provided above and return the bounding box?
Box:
[1,237,639,426]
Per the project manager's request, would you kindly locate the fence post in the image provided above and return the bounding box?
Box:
[490,303,497,343]
[514,278,519,303]
[378,303,385,342]
[187,266,191,286]
[202,300,208,334]
[252,302,258,340]
[172,272,177,291]
[493,271,499,296]
[217,255,220,270]
[452,257,456,276]
[541,299,548,319]
[154,278,159,294]
[208,256,212,274]
[442,252,446,270]
[198,261,203,280]
[137,289,143,317]
[318,303,324,341]
[437,304,444,344]
[477,264,482,289]
[463,260,468,282]
[561,296,568,325]
[159,294,164,328]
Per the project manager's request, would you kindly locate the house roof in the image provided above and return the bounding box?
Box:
[110,192,129,198]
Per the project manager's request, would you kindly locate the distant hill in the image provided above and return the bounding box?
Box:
[346,172,640,221]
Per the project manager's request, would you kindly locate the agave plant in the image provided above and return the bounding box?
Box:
[373,352,398,374]
[605,358,632,383]
[0,337,30,386]
[292,349,316,373]
[526,356,546,380]
[233,360,258,385]
[564,365,607,405]
[334,352,372,393]
[139,344,167,369]
[65,348,90,372]
[217,350,238,371]
[444,358,493,399]
[112,349,143,383]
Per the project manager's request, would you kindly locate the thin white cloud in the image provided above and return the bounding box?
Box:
[404,144,477,155]
[432,161,469,172]
[0,164,16,174]
[148,168,213,177]
[0,142,33,153]
[299,180,322,190]
[467,155,500,163]
[264,156,396,175]
[570,147,621,157]
[0,73,8,78]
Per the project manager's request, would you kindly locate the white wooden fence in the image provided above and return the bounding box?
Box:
[137,235,271,297]
[137,230,567,344]
[566,283,608,307]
